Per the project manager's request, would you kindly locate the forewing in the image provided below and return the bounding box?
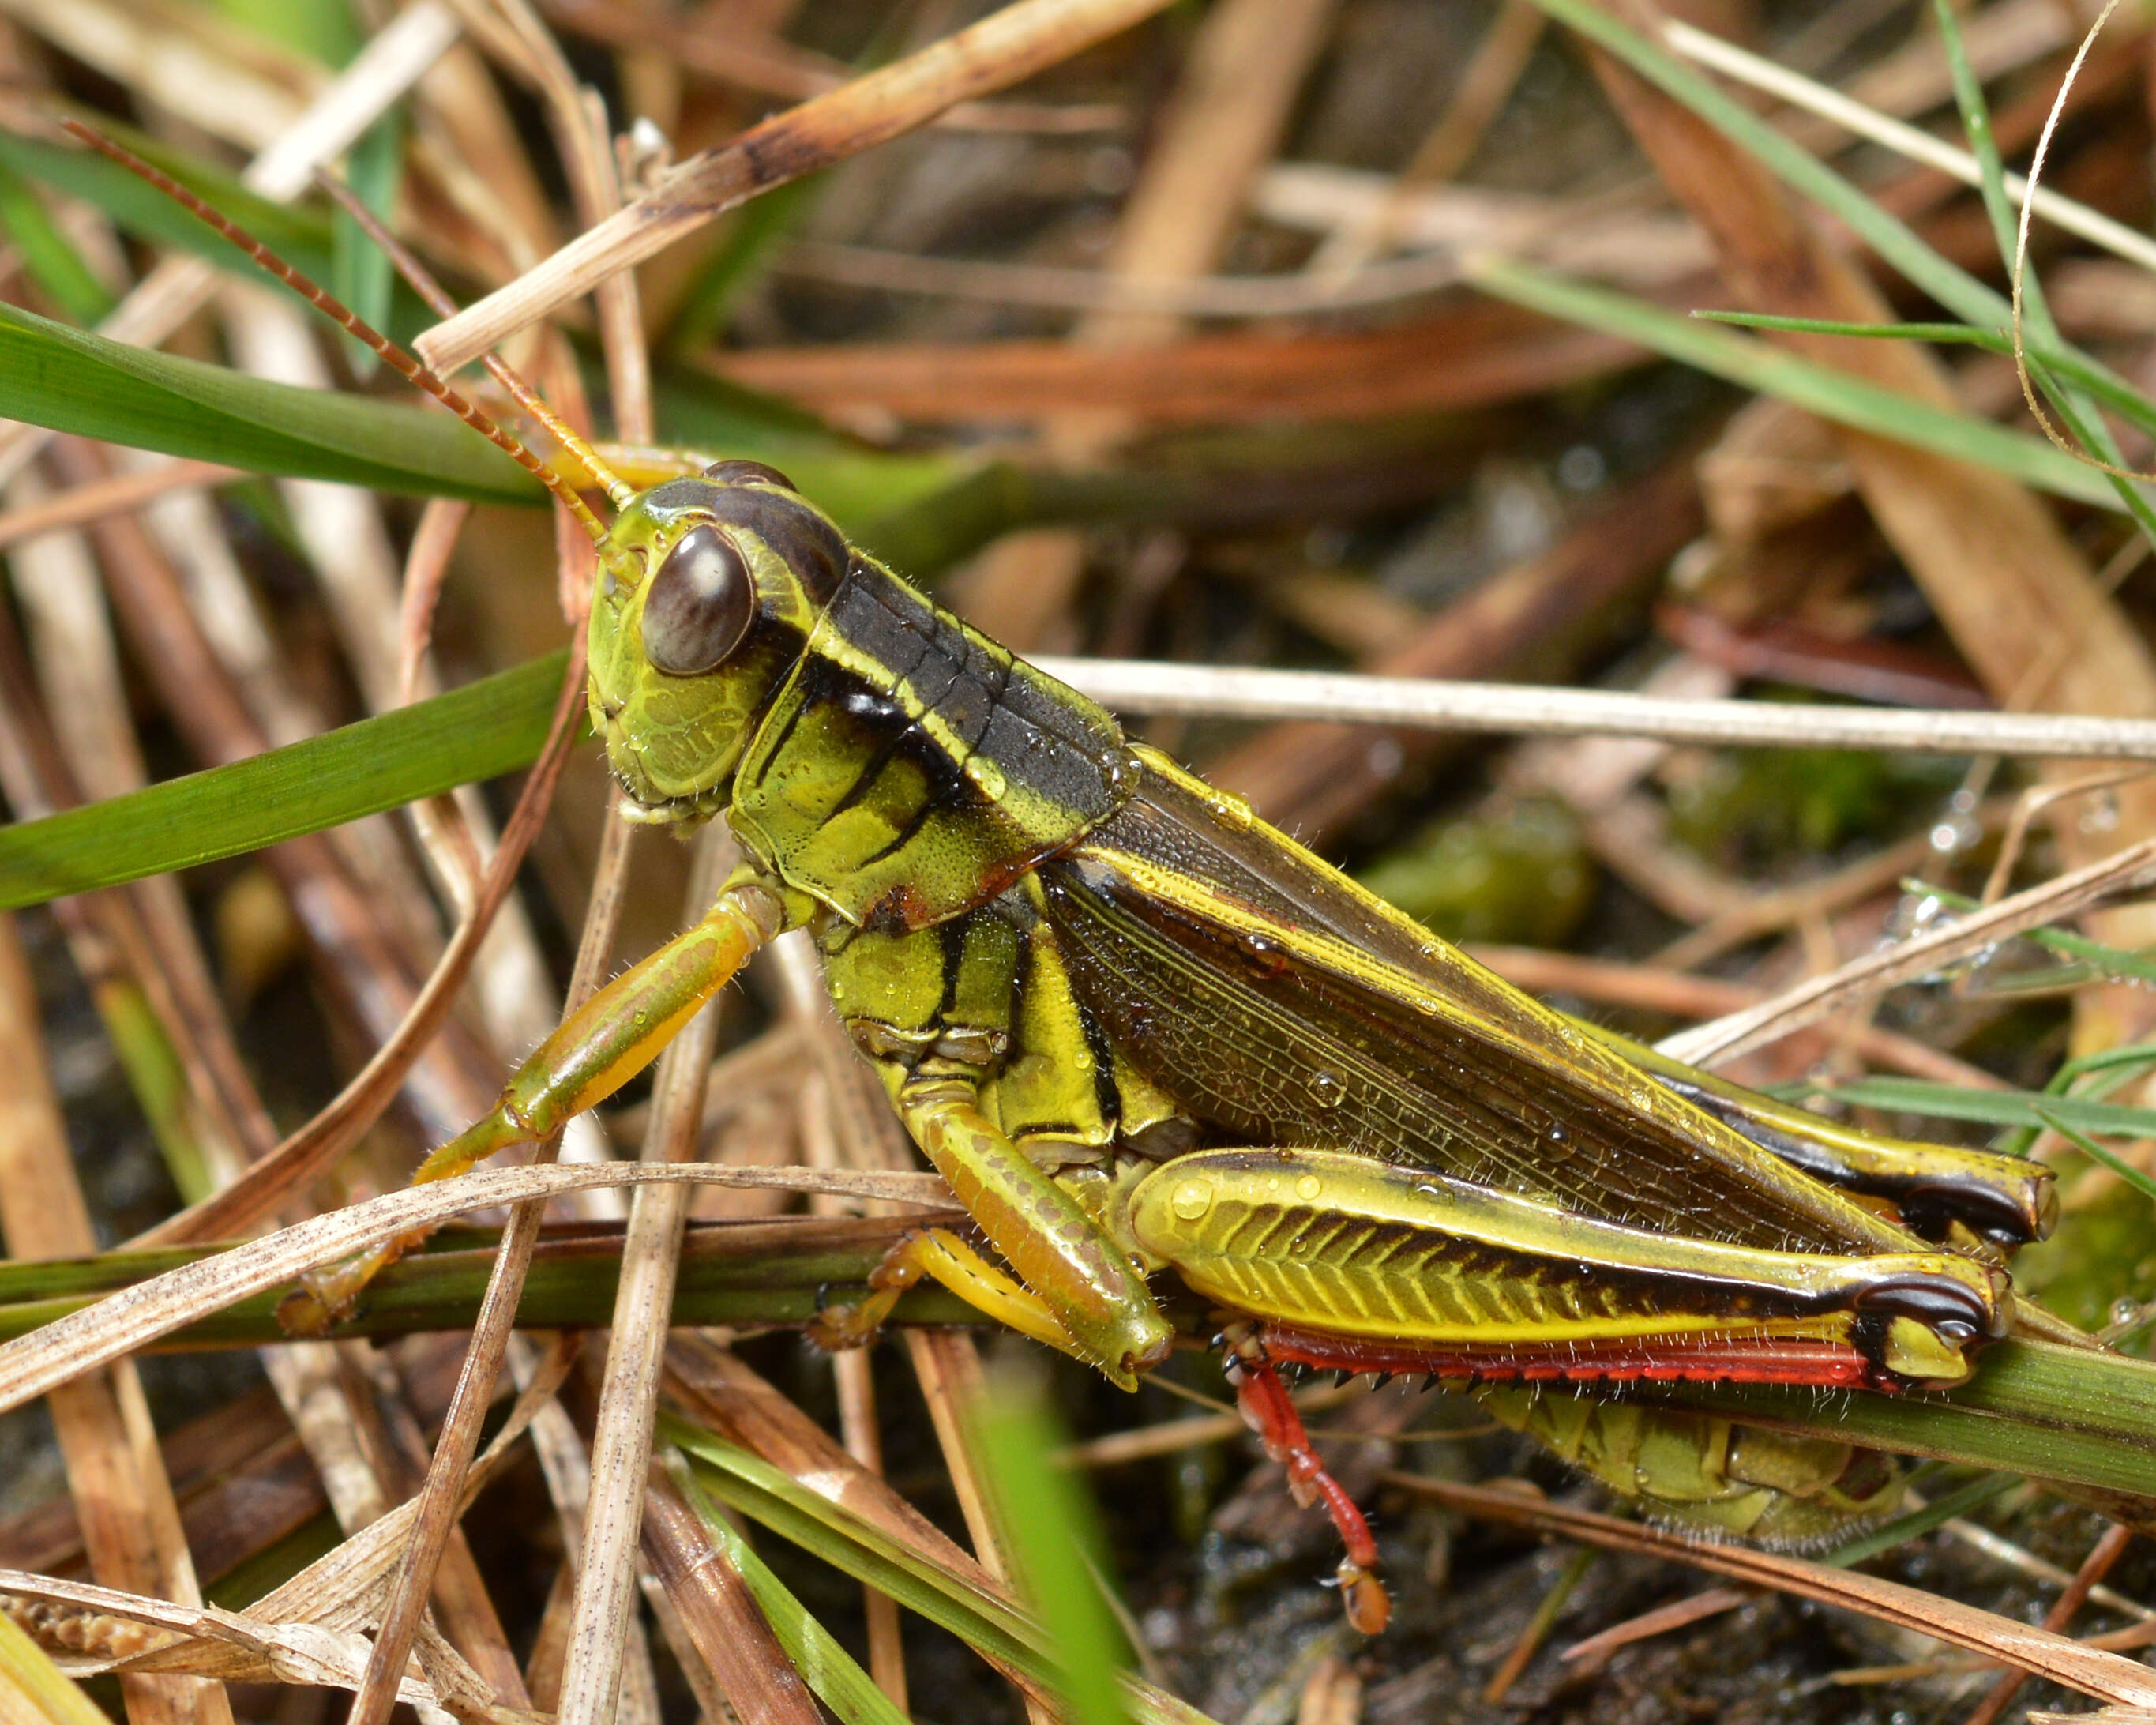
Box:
[1039,757,1924,1259]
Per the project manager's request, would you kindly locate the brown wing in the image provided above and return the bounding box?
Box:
[1037,754,1928,1260]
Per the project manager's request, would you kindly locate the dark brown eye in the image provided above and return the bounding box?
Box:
[642,524,753,675]
[701,459,797,491]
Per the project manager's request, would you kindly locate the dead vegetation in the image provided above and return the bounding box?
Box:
[0,1,2154,1722]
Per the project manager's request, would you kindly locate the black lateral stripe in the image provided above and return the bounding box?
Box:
[828,562,1127,824]
[858,791,944,870]
[1069,986,1123,1129]
[826,708,921,818]
[937,918,967,1024]
[755,659,819,766]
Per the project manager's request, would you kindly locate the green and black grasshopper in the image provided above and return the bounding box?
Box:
[307,453,2056,1631]
[71,120,2066,1637]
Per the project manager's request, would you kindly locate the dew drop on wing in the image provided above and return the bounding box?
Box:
[1206,787,1255,832]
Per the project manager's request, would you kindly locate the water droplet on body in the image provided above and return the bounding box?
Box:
[1205,787,1255,832]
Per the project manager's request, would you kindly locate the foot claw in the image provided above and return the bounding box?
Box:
[1338,1561,1392,1636]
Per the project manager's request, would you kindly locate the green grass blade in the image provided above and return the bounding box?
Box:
[667,1422,1215,1725]
[2045,1041,2156,1090]
[0,300,544,503]
[1929,0,2156,543]
[1666,1337,2156,1500]
[329,110,404,379]
[669,1422,1059,1667]
[1798,1074,2156,1140]
[0,652,567,908]
[1820,1472,2020,1569]
[661,174,823,358]
[969,1370,1134,1725]
[1697,313,2156,447]
[1516,0,2156,425]
[0,157,117,326]
[666,1450,911,1725]
[1932,0,2045,327]
[1464,255,2118,508]
[0,120,436,343]
[1915,885,2156,985]
[1696,313,1993,344]
[2036,1110,2156,1207]
[0,123,336,283]
[0,1221,978,1347]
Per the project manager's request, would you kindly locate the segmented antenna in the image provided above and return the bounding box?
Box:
[311,168,635,512]
[59,118,613,545]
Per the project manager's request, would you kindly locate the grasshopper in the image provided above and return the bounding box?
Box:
[77,125,2063,1637]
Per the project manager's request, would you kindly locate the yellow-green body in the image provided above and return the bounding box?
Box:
[324,461,2057,1545]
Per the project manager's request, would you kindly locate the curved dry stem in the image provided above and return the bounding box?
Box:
[2009,0,2148,483]
[1384,1472,2156,1708]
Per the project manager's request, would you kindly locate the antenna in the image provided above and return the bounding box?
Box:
[59,118,615,545]
[312,168,636,513]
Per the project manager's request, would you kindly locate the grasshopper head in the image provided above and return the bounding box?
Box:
[588,461,851,825]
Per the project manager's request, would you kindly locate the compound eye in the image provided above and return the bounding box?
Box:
[642,524,753,675]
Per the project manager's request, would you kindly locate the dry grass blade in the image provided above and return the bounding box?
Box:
[0,1162,948,1418]
[776,936,915,1712]
[1,1571,441,1712]
[558,826,732,1723]
[1660,17,2156,275]
[1659,829,2156,1064]
[1047,658,2156,757]
[0,462,242,553]
[416,0,1179,373]
[663,1337,1064,1717]
[3,1336,575,1716]
[1384,1473,2156,1707]
[537,0,1124,132]
[1471,945,2007,1087]
[344,19,656,1693]
[1962,1521,2136,1725]
[130,641,587,1248]
[767,238,1467,316]
[637,1464,823,1725]
[0,916,231,1725]
[0,0,318,150]
[0,2,461,487]
[707,300,1630,422]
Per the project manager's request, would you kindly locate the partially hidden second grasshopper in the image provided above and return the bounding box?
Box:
[82,124,2069,1637]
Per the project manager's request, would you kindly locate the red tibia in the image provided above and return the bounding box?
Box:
[1259,1324,1897,1391]
[1226,1337,1392,1635]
